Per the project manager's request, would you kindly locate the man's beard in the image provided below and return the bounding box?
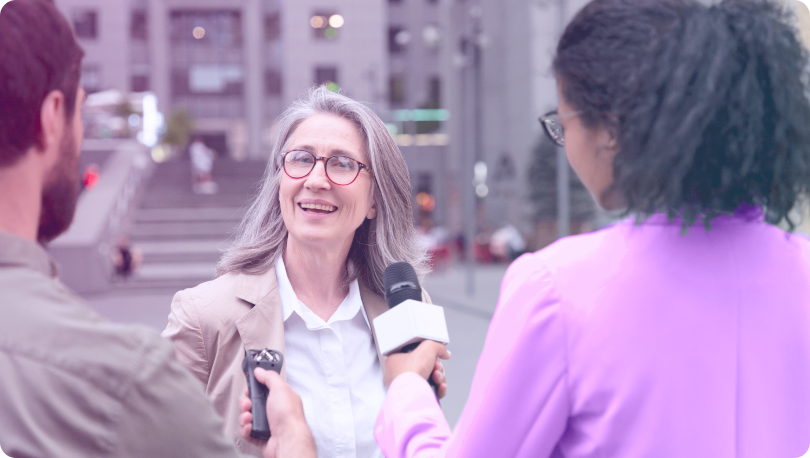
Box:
[37,128,80,244]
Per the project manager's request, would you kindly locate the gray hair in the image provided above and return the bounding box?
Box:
[217,86,430,295]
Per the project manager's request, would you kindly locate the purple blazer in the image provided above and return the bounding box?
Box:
[375,209,810,457]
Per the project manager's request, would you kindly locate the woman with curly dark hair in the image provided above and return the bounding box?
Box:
[367,0,810,457]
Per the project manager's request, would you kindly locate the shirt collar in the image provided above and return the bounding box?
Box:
[0,231,58,278]
[274,256,370,330]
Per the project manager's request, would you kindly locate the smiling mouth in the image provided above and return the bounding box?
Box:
[299,203,338,214]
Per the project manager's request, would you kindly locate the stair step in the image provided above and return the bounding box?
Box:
[137,239,231,255]
[131,221,240,239]
[116,159,261,292]
[135,207,245,223]
[134,261,217,281]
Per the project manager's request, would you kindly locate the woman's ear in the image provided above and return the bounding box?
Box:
[594,116,619,160]
[366,203,377,220]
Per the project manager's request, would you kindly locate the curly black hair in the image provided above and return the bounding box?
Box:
[553,0,810,230]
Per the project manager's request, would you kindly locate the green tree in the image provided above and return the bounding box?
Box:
[162,109,195,147]
[527,134,595,223]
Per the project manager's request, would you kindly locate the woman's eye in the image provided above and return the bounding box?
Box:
[291,153,314,164]
[332,158,356,170]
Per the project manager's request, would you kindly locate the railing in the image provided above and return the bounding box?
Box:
[48,140,153,294]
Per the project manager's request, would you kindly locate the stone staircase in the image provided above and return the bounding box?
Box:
[115,157,266,292]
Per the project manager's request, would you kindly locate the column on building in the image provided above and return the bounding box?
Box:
[244,0,264,159]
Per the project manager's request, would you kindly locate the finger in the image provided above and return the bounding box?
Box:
[239,396,252,414]
[239,411,253,427]
[432,369,445,385]
[434,359,445,376]
[245,388,250,398]
[416,341,451,363]
[438,382,448,400]
[240,422,253,440]
[434,342,452,360]
[254,367,283,389]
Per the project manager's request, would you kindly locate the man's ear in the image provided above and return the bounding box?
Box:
[37,90,67,160]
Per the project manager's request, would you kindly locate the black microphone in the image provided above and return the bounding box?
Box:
[382,262,445,398]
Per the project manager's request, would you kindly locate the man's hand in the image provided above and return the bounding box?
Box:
[384,341,451,398]
[238,368,316,458]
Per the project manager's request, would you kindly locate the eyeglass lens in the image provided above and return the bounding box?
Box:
[284,150,361,185]
[543,117,565,146]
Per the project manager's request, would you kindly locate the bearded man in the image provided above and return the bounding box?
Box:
[0,1,254,456]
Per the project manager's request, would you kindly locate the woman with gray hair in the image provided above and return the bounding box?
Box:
[162,86,447,458]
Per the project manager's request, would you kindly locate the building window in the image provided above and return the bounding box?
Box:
[265,69,282,96]
[172,65,244,96]
[131,10,147,40]
[388,26,410,54]
[314,66,338,87]
[265,12,281,41]
[170,10,242,46]
[73,10,98,39]
[131,75,150,92]
[389,0,403,3]
[310,12,343,40]
[81,64,102,93]
[389,75,405,106]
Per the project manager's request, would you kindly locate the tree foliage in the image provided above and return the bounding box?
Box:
[527,135,596,222]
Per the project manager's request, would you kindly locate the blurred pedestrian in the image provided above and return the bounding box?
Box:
[111,234,142,279]
[190,135,217,194]
[489,224,526,262]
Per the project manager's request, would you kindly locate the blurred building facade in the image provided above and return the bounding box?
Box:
[52,0,594,244]
[55,0,388,161]
[58,0,810,247]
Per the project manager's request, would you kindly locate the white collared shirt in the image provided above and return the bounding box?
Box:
[275,256,385,458]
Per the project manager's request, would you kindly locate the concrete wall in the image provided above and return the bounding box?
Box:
[49,141,152,294]
[55,0,130,93]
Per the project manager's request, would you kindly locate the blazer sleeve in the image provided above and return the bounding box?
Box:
[374,255,570,458]
[161,289,211,387]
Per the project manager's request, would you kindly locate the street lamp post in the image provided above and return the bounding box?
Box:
[556,0,570,239]
[461,2,484,295]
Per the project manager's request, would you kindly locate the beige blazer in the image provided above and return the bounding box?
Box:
[162,266,430,457]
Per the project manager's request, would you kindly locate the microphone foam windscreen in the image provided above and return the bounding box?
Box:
[384,262,422,308]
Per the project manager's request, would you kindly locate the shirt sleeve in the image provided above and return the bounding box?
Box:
[114,334,241,458]
[375,255,570,458]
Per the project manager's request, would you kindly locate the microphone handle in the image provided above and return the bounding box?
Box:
[400,342,440,402]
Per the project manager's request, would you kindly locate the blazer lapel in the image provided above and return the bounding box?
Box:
[234,267,288,380]
[359,282,389,367]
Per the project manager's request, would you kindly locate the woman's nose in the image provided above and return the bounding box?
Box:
[304,159,332,190]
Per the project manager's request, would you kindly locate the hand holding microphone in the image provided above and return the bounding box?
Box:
[376,262,451,399]
[238,365,317,458]
[384,340,451,397]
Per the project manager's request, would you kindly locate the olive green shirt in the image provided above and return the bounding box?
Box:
[0,232,241,458]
